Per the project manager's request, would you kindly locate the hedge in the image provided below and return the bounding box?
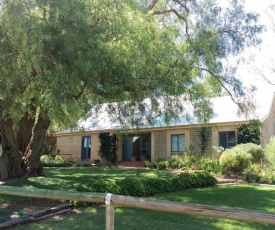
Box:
[74,171,217,197]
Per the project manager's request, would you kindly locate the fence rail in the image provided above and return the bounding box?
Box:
[0,185,275,229]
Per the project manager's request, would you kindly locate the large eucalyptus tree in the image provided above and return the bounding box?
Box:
[0,0,262,179]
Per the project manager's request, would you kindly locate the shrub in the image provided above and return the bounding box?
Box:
[156,160,169,170]
[144,161,152,168]
[145,155,197,170]
[91,179,121,194]
[168,155,184,169]
[40,155,65,165]
[236,143,264,163]
[219,148,252,173]
[98,132,118,164]
[85,171,217,197]
[198,157,221,173]
[172,171,217,190]
[53,155,65,164]
[144,160,166,169]
[40,155,53,164]
[265,137,275,168]
[237,122,260,145]
[182,155,198,170]
[243,164,261,182]
[243,164,275,184]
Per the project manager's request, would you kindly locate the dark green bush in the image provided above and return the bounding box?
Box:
[144,159,169,170]
[99,132,118,164]
[172,171,217,189]
[156,160,169,170]
[236,143,264,163]
[81,171,217,197]
[237,122,260,145]
[69,171,217,206]
[220,148,252,173]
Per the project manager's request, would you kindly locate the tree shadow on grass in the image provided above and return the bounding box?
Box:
[153,184,275,212]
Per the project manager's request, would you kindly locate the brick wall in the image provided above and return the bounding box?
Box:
[154,131,167,160]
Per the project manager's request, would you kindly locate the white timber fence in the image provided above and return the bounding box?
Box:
[0,186,274,229]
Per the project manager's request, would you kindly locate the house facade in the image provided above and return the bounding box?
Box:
[55,94,275,163]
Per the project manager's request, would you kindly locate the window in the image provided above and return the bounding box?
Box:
[219,131,235,149]
[171,134,185,152]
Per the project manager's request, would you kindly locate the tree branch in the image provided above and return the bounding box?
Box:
[254,67,275,85]
[195,67,241,107]
[147,0,160,10]
[173,0,190,13]
[153,9,189,35]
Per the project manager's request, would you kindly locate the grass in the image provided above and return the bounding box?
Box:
[153,184,275,212]
[6,167,176,191]
[15,206,274,230]
[1,167,275,229]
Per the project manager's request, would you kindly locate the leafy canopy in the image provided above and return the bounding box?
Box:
[0,0,263,129]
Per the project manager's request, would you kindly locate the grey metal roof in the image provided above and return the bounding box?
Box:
[57,94,272,134]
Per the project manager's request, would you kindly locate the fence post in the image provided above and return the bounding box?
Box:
[105,193,114,230]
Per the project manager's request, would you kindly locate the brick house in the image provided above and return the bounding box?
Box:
[55,94,275,163]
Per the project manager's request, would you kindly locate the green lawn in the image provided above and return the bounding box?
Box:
[1,167,275,229]
[16,206,274,230]
[6,167,176,191]
[154,184,275,212]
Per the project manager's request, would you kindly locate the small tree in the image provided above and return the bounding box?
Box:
[237,121,261,145]
[98,133,118,164]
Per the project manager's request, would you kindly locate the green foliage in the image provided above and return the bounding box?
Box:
[53,155,65,164]
[0,0,263,129]
[86,171,217,197]
[154,160,169,170]
[146,154,198,170]
[198,157,221,173]
[41,131,57,156]
[264,137,275,168]
[219,148,252,173]
[40,155,52,164]
[40,155,65,164]
[199,127,211,155]
[0,0,263,179]
[237,122,261,145]
[168,155,185,169]
[98,133,118,164]
[243,164,262,183]
[243,164,275,184]
[235,143,264,163]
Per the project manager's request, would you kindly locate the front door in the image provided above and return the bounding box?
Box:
[81,136,91,161]
[122,136,133,161]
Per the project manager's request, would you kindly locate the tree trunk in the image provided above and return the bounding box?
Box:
[23,110,50,177]
[0,118,24,180]
[16,112,35,153]
[0,108,50,179]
